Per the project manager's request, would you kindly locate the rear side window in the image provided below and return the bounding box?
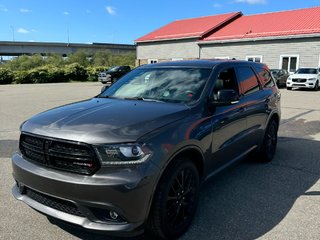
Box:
[256,66,275,88]
[236,67,260,95]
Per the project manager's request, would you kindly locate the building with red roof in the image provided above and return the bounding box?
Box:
[136,12,242,42]
[135,6,320,73]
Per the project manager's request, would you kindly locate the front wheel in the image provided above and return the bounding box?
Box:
[313,81,319,91]
[287,87,292,90]
[147,158,200,239]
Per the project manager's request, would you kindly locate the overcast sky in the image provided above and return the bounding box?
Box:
[0,0,319,44]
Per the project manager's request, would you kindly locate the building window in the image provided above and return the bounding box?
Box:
[214,56,230,60]
[246,56,262,63]
[148,59,158,64]
[280,55,299,73]
[172,58,183,61]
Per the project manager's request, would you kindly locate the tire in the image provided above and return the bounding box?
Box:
[256,120,278,163]
[147,158,200,239]
[313,81,319,91]
[286,87,292,90]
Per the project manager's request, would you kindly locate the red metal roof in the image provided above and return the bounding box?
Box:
[135,12,242,42]
[203,7,320,42]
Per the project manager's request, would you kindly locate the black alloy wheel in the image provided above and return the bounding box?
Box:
[147,158,200,239]
[257,120,278,163]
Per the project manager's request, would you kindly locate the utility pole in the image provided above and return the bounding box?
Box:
[67,26,70,45]
[10,25,15,41]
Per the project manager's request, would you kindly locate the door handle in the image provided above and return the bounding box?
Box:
[238,107,245,113]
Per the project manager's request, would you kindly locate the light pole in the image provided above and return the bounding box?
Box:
[10,25,15,41]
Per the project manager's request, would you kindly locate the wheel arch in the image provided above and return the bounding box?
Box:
[269,112,280,129]
[145,145,205,220]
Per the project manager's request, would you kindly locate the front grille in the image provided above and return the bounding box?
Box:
[20,133,100,175]
[292,78,307,83]
[25,188,85,217]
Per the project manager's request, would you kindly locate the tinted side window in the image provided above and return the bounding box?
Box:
[236,67,260,95]
[255,66,275,88]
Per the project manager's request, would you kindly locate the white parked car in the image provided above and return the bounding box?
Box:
[286,68,320,90]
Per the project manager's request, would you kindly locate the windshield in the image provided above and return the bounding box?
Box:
[295,68,317,74]
[99,67,212,105]
[271,70,280,75]
[108,66,120,72]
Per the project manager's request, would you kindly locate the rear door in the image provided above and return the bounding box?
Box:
[234,64,271,151]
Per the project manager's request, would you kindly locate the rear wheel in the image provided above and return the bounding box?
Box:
[256,120,278,163]
[147,158,200,239]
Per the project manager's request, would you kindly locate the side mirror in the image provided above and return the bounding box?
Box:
[101,85,108,93]
[213,89,239,105]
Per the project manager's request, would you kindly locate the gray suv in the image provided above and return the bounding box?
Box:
[12,60,281,239]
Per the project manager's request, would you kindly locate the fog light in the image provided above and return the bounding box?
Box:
[109,211,119,220]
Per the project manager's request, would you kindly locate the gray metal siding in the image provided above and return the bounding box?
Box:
[137,40,199,60]
[200,37,320,68]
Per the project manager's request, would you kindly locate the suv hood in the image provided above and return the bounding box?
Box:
[290,73,318,79]
[21,98,190,144]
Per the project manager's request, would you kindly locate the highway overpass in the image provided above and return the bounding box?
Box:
[0,41,136,57]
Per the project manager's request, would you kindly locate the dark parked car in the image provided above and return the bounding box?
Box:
[12,60,280,239]
[270,69,290,87]
[98,66,131,84]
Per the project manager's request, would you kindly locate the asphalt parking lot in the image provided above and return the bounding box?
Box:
[1,82,320,240]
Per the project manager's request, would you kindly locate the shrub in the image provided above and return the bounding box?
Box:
[14,71,32,84]
[64,63,88,81]
[28,67,50,83]
[86,66,107,81]
[0,68,14,84]
[47,67,67,83]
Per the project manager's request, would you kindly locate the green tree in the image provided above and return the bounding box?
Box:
[67,51,90,67]
[92,50,111,67]
[112,53,135,67]
[46,54,64,67]
[4,54,45,71]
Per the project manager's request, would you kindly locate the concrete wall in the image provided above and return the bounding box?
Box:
[200,37,320,69]
[0,41,136,57]
[137,39,200,61]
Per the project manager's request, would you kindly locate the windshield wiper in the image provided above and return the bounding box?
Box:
[97,95,119,99]
[124,97,165,103]
[97,95,110,98]
[142,98,165,103]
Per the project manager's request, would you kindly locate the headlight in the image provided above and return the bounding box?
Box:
[95,144,152,165]
[308,78,316,81]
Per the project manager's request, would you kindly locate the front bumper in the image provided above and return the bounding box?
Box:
[12,152,159,236]
[286,79,317,89]
[98,75,112,84]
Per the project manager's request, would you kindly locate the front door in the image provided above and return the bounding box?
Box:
[208,67,248,173]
